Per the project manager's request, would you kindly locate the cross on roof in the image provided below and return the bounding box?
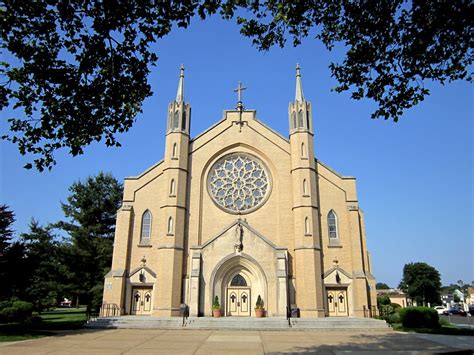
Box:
[233,81,247,105]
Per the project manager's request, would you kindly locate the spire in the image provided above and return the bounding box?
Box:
[295,63,304,102]
[176,64,184,103]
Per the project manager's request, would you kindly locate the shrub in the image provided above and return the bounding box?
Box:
[387,312,400,324]
[255,295,264,309]
[0,301,34,323]
[212,296,220,310]
[0,306,18,323]
[399,307,440,329]
[377,295,391,307]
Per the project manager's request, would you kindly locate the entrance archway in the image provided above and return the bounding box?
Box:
[210,254,267,317]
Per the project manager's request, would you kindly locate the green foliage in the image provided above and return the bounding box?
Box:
[0,301,33,323]
[376,282,390,290]
[2,2,472,170]
[0,205,15,254]
[20,221,67,311]
[399,307,440,329]
[255,295,264,309]
[399,262,441,306]
[56,172,123,310]
[212,296,220,310]
[377,295,391,306]
[390,303,401,311]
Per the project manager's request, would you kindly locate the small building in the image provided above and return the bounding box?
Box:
[377,289,408,308]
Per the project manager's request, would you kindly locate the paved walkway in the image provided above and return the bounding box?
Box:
[0,328,473,354]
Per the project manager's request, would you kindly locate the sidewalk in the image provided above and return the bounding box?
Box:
[0,328,472,354]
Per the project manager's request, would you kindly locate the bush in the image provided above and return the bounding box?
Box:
[0,301,34,323]
[212,296,220,310]
[399,307,440,329]
[387,312,400,324]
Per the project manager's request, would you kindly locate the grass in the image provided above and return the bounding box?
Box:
[0,307,88,342]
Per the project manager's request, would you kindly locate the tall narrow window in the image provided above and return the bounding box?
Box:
[306,111,310,129]
[182,111,187,130]
[170,179,176,196]
[172,143,178,158]
[298,110,304,127]
[328,210,338,239]
[173,111,180,129]
[167,217,174,235]
[301,142,306,158]
[303,179,308,196]
[292,112,297,129]
[304,217,311,235]
[140,210,152,244]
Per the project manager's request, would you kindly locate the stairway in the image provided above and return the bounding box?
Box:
[86,316,389,330]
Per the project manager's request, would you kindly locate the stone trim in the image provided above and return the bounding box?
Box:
[129,266,157,278]
[323,266,353,279]
[292,205,318,211]
[294,246,321,251]
[156,245,184,250]
[290,166,316,173]
[137,244,152,248]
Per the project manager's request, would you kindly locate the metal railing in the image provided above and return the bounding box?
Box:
[99,303,121,318]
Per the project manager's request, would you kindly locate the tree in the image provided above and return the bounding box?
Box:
[399,262,441,306]
[376,282,390,290]
[0,204,15,255]
[20,220,66,311]
[57,172,123,310]
[2,2,471,171]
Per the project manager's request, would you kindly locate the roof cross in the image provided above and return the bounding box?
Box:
[233,81,247,109]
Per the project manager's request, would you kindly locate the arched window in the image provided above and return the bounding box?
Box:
[301,142,306,158]
[172,143,178,158]
[303,179,308,196]
[304,217,311,235]
[230,274,247,287]
[170,179,176,196]
[140,210,152,244]
[167,216,174,235]
[292,112,297,129]
[328,210,338,239]
[182,111,186,130]
[173,111,180,129]
[298,109,304,127]
[306,110,310,129]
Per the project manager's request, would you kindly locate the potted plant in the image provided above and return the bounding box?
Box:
[255,295,265,318]
[212,296,221,317]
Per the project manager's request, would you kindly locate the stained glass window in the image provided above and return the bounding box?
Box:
[208,153,270,213]
[328,210,338,239]
[230,274,247,287]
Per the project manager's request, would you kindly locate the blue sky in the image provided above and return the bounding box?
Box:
[1,16,472,288]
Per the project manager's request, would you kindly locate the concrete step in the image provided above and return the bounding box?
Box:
[86,316,389,330]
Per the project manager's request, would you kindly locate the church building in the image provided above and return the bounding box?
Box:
[102,65,377,318]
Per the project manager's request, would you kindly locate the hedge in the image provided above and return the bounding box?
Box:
[398,306,440,328]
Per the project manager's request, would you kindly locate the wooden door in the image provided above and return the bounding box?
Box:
[227,288,251,316]
[131,288,152,315]
[327,289,348,316]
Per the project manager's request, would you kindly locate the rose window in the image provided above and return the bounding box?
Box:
[208,153,271,213]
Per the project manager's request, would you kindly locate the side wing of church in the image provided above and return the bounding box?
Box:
[102,65,377,318]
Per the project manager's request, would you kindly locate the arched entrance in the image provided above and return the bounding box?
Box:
[210,254,267,317]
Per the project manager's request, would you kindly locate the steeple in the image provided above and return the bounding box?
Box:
[295,63,304,102]
[176,64,184,103]
[288,64,312,134]
[167,64,191,134]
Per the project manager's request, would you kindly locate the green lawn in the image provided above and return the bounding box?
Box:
[0,307,88,342]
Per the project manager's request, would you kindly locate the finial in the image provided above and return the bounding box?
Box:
[176,64,185,102]
[295,63,304,102]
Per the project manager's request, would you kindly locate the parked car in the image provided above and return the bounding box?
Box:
[434,306,448,315]
[469,306,474,316]
[458,308,467,317]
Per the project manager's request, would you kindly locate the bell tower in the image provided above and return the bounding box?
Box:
[155,65,190,316]
[289,64,325,317]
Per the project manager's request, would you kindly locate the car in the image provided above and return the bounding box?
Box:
[448,308,459,315]
[458,309,467,317]
[434,306,448,315]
